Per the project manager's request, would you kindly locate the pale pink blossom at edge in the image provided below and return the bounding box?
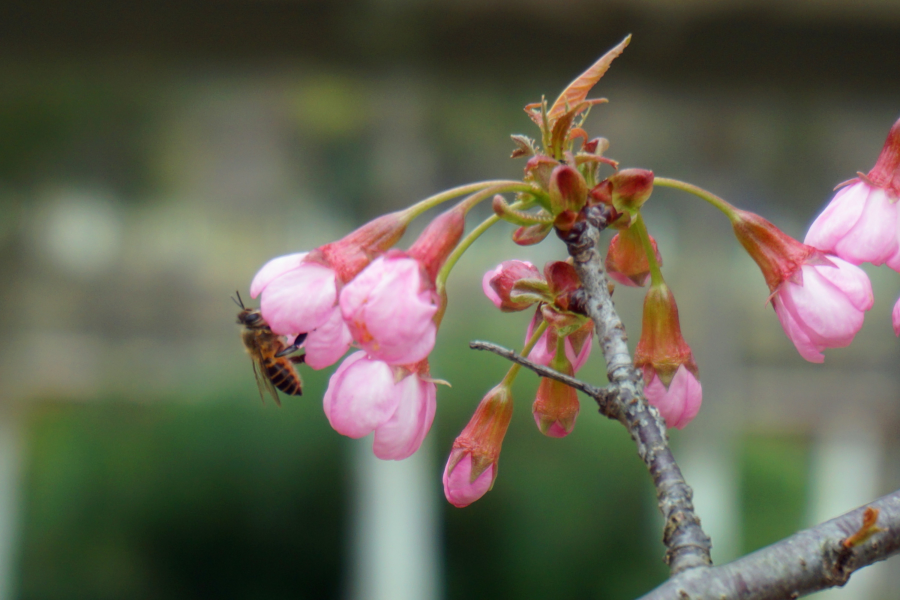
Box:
[252,253,339,336]
[644,366,702,430]
[893,296,900,337]
[772,258,873,363]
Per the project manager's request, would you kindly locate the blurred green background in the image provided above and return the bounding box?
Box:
[2,1,900,599]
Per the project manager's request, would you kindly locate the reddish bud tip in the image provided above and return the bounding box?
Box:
[549,165,588,214]
[868,116,900,197]
[606,226,662,287]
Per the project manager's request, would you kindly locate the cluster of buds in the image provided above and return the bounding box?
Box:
[244,36,894,511]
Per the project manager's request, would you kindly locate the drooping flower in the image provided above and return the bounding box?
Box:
[443,384,513,507]
[733,209,873,362]
[772,256,874,363]
[633,282,702,430]
[323,351,436,461]
[893,296,900,337]
[251,212,411,368]
[805,116,900,269]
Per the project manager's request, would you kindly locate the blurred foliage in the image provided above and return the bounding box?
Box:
[739,433,810,555]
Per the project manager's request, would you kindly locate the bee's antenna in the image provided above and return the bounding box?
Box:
[232,290,246,309]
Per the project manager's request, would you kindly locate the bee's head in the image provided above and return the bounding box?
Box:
[237,308,264,327]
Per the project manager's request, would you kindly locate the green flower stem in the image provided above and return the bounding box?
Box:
[653,177,740,221]
[500,319,549,388]
[434,191,534,294]
[402,180,530,222]
[632,213,664,288]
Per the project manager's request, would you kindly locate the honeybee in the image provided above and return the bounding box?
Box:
[234,292,305,405]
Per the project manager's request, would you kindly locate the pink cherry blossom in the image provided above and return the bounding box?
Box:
[339,255,439,365]
[251,252,339,336]
[804,181,899,267]
[772,256,873,363]
[525,316,592,372]
[443,453,495,508]
[893,296,900,337]
[643,365,702,430]
[323,352,436,461]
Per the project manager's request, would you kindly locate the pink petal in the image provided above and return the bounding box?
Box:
[442,454,495,508]
[644,367,702,430]
[323,352,398,438]
[372,376,437,460]
[250,252,309,298]
[259,262,338,335]
[832,187,898,265]
[482,266,503,308]
[773,294,825,363]
[303,307,352,370]
[804,182,867,256]
[812,258,874,312]
[893,296,900,337]
[340,256,438,365]
[782,266,865,347]
[565,333,593,372]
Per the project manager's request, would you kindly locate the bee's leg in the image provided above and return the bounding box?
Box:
[289,354,306,365]
[275,333,308,357]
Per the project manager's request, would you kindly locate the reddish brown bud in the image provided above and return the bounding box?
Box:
[606,226,662,287]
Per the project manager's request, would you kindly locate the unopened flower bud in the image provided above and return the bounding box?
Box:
[606,225,662,287]
[482,260,544,312]
[607,168,654,215]
[633,283,702,429]
[443,384,513,507]
[532,348,579,437]
[549,165,588,215]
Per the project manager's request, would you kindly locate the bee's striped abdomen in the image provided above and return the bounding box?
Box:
[264,359,303,396]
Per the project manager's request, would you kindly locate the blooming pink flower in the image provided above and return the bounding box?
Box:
[251,252,338,335]
[643,365,702,430]
[339,254,439,365]
[772,256,873,363]
[323,352,436,461]
[482,260,542,311]
[443,384,512,507]
[805,116,900,270]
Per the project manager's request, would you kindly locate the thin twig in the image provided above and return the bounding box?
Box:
[468,340,617,415]
[640,488,900,599]
[558,204,713,574]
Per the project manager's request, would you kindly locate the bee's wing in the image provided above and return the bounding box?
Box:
[251,358,282,407]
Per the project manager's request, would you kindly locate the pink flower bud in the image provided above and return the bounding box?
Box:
[606,226,662,287]
[643,365,702,430]
[323,352,436,461]
[407,204,467,283]
[532,369,580,437]
[482,260,543,311]
[805,117,900,270]
[633,283,702,427]
[340,254,439,365]
[443,385,513,507]
[525,310,593,373]
[772,256,873,363]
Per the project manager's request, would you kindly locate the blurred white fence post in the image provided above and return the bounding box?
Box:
[348,436,441,600]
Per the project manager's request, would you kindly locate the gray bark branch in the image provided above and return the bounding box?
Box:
[558,205,712,574]
[640,488,900,599]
